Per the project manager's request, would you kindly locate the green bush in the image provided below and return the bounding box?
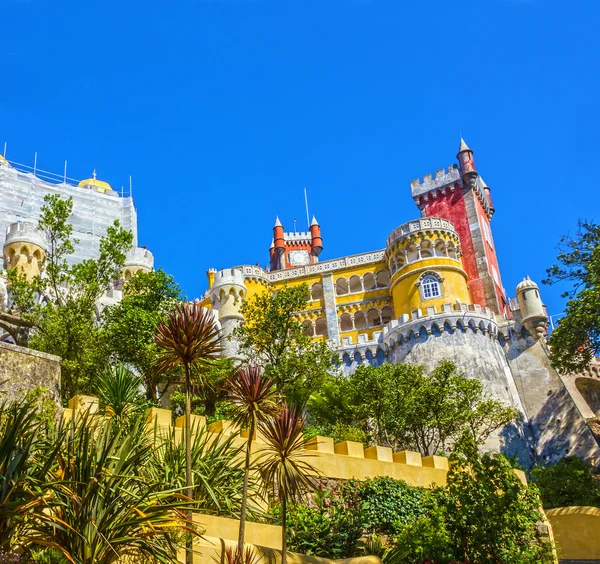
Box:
[281,448,554,564]
[277,486,368,558]
[343,476,431,535]
[531,456,600,509]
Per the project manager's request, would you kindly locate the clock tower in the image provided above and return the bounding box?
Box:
[269,216,323,271]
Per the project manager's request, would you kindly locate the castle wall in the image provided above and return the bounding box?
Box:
[0,341,60,403]
[504,334,600,465]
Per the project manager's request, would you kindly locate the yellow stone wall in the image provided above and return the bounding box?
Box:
[64,396,532,490]
[546,506,600,561]
[390,258,471,317]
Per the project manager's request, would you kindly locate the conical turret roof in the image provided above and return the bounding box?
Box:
[311,215,319,226]
[458,137,471,154]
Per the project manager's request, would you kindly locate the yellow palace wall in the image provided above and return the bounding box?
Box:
[390,257,471,316]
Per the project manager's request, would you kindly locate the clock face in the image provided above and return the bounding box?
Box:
[288,250,310,267]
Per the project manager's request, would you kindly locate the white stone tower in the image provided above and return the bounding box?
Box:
[122,247,154,281]
[208,267,246,358]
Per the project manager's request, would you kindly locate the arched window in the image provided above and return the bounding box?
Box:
[376,270,390,288]
[302,320,314,336]
[420,240,433,258]
[315,317,328,337]
[311,282,323,300]
[349,275,362,293]
[367,308,381,327]
[421,275,441,300]
[363,272,376,291]
[335,277,349,295]
[381,305,393,325]
[339,313,353,332]
[354,310,367,330]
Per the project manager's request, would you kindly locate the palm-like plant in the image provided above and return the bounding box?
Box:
[33,414,192,563]
[154,304,222,564]
[226,367,279,556]
[221,546,261,564]
[0,399,57,552]
[145,420,252,517]
[97,363,144,420]
[257,405,318,564]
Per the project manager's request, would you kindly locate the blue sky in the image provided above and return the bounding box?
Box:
[1,0,598,317]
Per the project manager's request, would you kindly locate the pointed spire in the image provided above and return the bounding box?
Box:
[311,215,319,226]
[274,216,282,228]
[458,137,471,154]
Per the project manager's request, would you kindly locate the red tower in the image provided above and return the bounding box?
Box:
[410,139,509,317]
[268,216,323,271]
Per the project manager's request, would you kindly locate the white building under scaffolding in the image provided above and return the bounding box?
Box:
[0,154,138,264]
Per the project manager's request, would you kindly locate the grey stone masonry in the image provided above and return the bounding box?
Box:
[410,165,460,199]
[321,273,340,346]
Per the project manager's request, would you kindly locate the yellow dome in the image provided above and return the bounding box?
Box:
[78,177,113,193]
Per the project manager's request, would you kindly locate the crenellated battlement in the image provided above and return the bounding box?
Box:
[386,217,458,248]
[4,221,47,250]
[410,165,460,199]
[63,395,461,487]
[209,267,246,289]
[383,301,499,350]
[124,247,154,270]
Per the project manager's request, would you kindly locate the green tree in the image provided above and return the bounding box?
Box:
[309,361,518,455]
[7,194,133,399]
[233,284,335,406]
[442,443,554,563]
[544,221,600,373]
[531,456,600,509]
[103,269,182,399]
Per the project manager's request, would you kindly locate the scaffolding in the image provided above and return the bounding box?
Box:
[0,157,138,265]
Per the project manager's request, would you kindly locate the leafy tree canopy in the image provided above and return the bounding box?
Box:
[233,284,335,406]
[103,268,182,399]
[544,220,600,372]
[531,456,600,509]
[309,360,518,455]
[6,194,133,399]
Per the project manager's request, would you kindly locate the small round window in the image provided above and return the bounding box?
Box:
[421,275,441,299]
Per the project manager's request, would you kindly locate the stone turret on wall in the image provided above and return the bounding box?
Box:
[208,268,246,358]
[3,222,47,281]
[122,247,154,281]
[516,277,548,340]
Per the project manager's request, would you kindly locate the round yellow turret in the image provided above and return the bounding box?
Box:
[385,218,471,317]
[3,222,47,281]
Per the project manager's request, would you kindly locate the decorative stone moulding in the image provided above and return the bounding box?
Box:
[385,217,458,249]
[383,302,499,352]
[233,250,387,283]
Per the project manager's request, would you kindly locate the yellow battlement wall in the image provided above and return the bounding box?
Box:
[64,395,526,488]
